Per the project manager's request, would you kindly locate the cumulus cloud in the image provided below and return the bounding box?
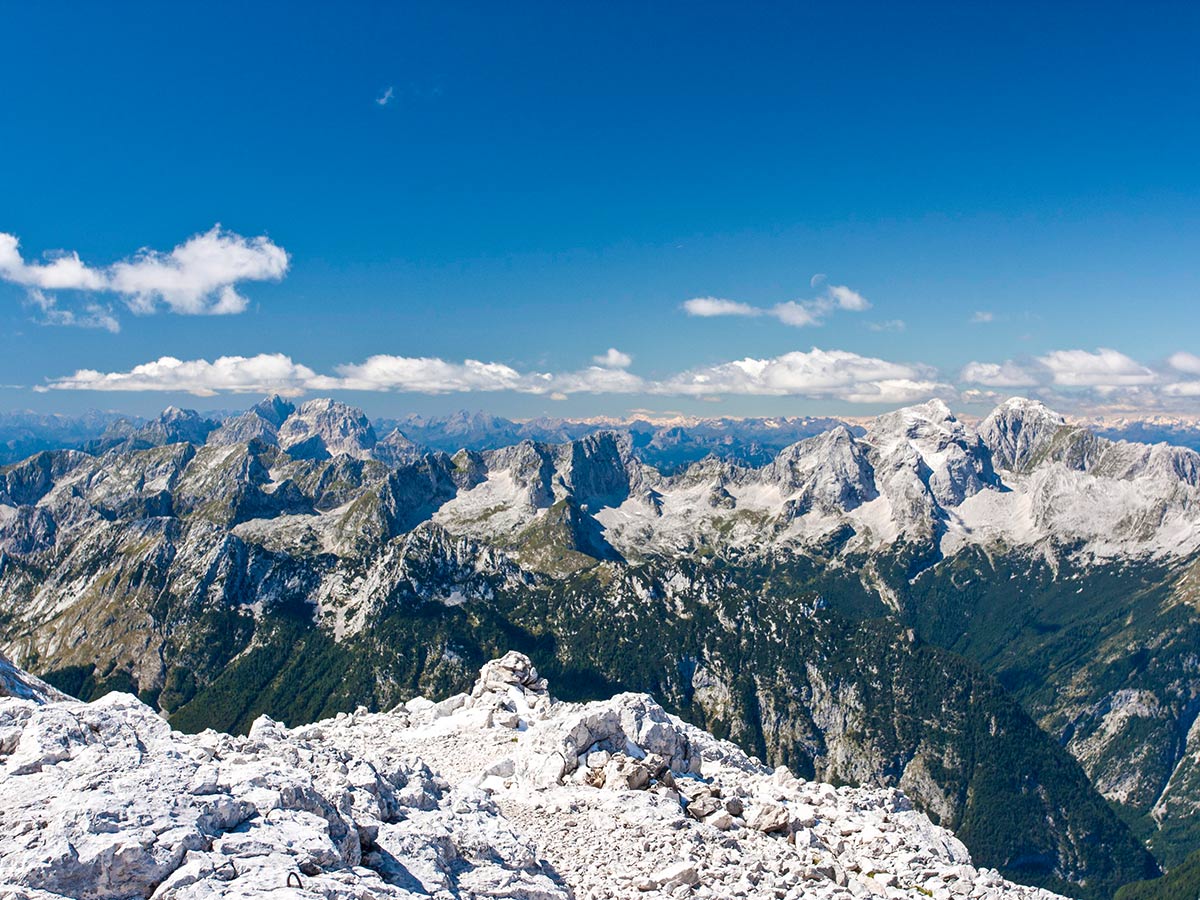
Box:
[1035,348,1157,388]
[653,348,946,403]
[330,355,650,396]
[43,347,943,404]
[971,311,995,324]
[41,354,319,397]
[961,348,1193,407]
[0,226,289,324]
[681,297,761,318]
[826,285,870,312]
[107,227,289,315]
[1168,351,1200,375]
[771,301,822,327]
[959,360,1040,388]
[332,356,543,394]
[593,348,633,368]
[40,340,1200,413]
[866,319,906,333]
[682,283,871,328]
[0,236,107,291]
[554,366,647,395]
[1163,381,1200,397]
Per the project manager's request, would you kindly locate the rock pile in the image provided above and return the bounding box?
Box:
[0,653,1065,900]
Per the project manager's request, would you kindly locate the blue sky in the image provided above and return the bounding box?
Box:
[2,1,1199,418]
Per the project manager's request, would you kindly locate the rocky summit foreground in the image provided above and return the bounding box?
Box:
[0,653,1060,900]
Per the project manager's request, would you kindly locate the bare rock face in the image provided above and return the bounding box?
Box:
[978,397,1067,473]
[0,654,1067,900]
[206,395,296,448]
[766,426,878,517]
[278,399,378,461]
[373,428,422,466]
[0,653,66,704]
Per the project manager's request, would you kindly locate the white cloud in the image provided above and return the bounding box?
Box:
[41,354,319,397]
[653,348,945,403]
[866,319,906,332]
[553,366,647,395]
[958,348,1200,409]
[43,347,942,404]
[683,283,871,328]
[770,301,822,327]
[108,227,289,315]
[376,86,395,106]
[40,339,1200,414]
[27,290,120,333]
[593,347,633,368]
[331,355,650,396]
[1036,348,1157,388]
[960,388,1009,406]
[1164,352,1200,397]
[333,356,540,394]
[959,360,1040,388]
[0,235,107,291]
[971,311,995,324]
[827,284,870,311]
[0,226,289,323]
[1168,351,1200,375]
[1163,381,1200,397]
[682,297,761,317]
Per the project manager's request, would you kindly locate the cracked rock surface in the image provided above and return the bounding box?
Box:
[1,652,1062,900]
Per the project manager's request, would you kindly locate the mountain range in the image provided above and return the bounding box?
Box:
[2,395,1199,898]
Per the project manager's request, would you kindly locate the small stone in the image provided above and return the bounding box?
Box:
[586,750,611,769]
[704,810,735,830]
[650,861,700,889]
[686,796,722,820]
[604,755,651,791]
[747,802,790,834]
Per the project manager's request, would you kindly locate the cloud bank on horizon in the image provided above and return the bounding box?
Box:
[35,345,1200,412]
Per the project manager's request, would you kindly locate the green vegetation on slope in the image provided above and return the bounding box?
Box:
[1115,848,1200,900]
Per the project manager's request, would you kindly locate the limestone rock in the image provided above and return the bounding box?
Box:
[0,653,1068,900]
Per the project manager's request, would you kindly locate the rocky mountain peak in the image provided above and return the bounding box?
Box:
[558,430,641,508]
[766,427,878,515]
[875,397,955,428]
[372,427,422,466]
[277,398,377,461]
[866,399,997,511]
[86,406,217,454]
[250,394,297,427]
[207,394,298,448]
[978,397,1068,473]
